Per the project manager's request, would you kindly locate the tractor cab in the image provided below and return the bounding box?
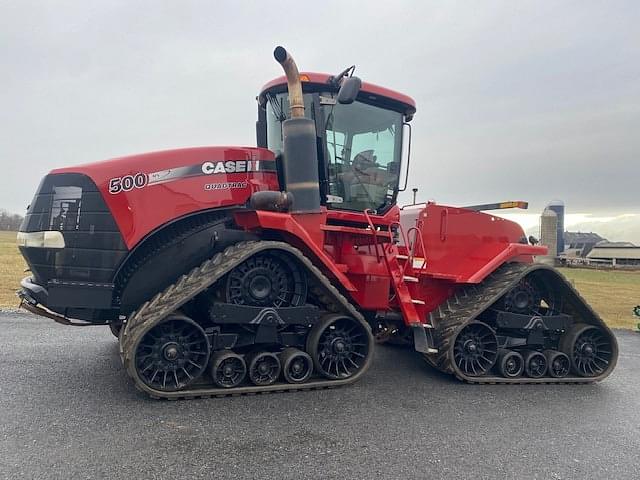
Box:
[257,72,416,215]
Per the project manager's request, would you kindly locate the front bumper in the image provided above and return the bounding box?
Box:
[18,275,116,324]
[18,276,48,306]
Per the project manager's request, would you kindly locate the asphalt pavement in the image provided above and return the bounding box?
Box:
[1,311,639,480]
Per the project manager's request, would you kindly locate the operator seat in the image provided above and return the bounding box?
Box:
[347,150,389,208]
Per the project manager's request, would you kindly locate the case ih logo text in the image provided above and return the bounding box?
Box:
[107,161,271,194]
[201,160,261,174]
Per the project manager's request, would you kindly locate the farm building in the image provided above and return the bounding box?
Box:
[563,231,606,257]
[586,244,640,266]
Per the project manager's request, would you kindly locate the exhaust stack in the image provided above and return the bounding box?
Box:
[273,46,305,119]
[272,46,320,213]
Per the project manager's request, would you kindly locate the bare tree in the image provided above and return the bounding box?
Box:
[0,209,25,231]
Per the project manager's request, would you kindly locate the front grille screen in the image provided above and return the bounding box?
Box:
[50,186,82,231]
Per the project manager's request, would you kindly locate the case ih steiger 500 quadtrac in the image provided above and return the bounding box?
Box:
[17,47,617,398]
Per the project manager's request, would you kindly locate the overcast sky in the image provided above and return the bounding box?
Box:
[1,1,638,218]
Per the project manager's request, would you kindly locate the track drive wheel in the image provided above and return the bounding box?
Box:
[225,251,307,307]
[560,323,614,377]
[210,351,247,388]
[523,351,547,378]
[247,352,281,386]
[497,349,524,378]
[131,314,210,392]
[280,348,313,384]
[452,322,498,377]
[307,314,373,380]
[499,275,561,316]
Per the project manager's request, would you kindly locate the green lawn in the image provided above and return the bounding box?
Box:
[1,230,638,328]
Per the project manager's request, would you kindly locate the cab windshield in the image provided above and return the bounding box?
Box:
[266,92,403,213]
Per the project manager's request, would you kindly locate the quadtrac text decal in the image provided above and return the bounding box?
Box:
[108,160,275,194]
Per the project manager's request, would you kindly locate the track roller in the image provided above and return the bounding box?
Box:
[280,348,313,384]
[307,314,373,380]
[497,349,524,378]
[452,322,498,377]
[543,350,570,378]
[523,350,547,378]
[560,323,614,377]
[247,351,281,386]
[210,351,247,388]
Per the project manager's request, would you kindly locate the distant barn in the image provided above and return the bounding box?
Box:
[586,243,640,266]
[563,232,606,258]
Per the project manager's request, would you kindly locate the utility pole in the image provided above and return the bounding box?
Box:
[412,188,418,205]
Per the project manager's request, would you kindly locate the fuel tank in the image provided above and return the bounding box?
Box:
[400,203,543,284]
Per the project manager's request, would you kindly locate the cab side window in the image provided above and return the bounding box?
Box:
[325,101,402,213]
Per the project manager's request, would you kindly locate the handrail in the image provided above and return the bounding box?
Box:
[406,226,427,273]
[363,209,385,262]
[389,220,412,274]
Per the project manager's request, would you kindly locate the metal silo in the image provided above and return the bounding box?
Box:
[547,200,565,254]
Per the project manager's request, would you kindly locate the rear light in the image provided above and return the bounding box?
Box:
[16,231,65,249]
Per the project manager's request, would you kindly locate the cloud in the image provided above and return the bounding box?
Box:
[1,1,639,215]
[498,212,640,244]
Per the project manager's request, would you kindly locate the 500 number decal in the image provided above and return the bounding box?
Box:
[108,173,148,194]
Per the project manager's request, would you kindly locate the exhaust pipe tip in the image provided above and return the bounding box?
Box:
[272,45,304,119]
[273,46,288,64]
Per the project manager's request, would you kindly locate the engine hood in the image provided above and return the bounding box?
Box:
[47,146,278,247]
[51,146,275,185]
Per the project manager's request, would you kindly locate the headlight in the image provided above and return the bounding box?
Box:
[16,231,65,249]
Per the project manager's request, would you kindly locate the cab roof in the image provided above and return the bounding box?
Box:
[259,72,417,119]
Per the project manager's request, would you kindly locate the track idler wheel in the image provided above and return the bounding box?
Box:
[280,348,313,384]
[247,352,281,386]
[523,350,547,378]
[560,323,614,377]
[452,322,498,377]
[543,350,570,378]
[497,349,524,378]
[132,314,210,392]
[307,314,373,380]
[210,351,247,388]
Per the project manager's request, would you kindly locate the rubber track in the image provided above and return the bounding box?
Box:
[423,262,619,384]
[119,240,373,399]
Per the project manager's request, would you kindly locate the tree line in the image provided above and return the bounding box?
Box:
[0,210,24,231]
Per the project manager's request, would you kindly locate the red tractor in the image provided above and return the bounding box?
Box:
[17,47,617,398]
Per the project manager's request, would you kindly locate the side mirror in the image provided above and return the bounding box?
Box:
[337,76,362,104]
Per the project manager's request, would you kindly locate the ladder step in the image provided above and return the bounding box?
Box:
[423,323,434,329]
[396,254,408,260]
[403,275,419,283]
[411,299,425,305]
[411,325,438,354]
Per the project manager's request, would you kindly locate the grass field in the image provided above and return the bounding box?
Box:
[1,230,638,328]
[558,267,639,329]
[0,231,26,308]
